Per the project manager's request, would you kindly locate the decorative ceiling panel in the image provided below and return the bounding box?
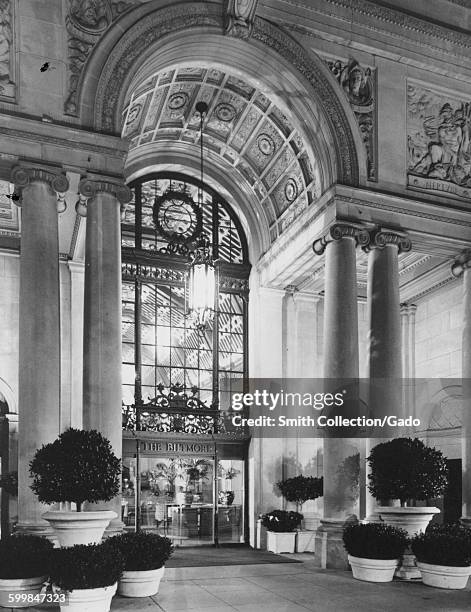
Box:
[122,67,320,241]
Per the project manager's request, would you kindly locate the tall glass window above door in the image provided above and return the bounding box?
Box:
[121,173,250,417]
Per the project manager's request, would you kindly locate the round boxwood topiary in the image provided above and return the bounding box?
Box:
[366,437,448,506]
[49,541,125,591]
[411,523,471,567]
[29,428,121,511]
[276,475,323,509]
[108,532,174,571]
[261,510,303,533]
[0,535,54,579]
[343,522,409,560]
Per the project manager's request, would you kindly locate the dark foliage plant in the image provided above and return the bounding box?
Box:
[261,510,303,533]
[108,532,173,571]
[343,523,408,560]
[29,428,121,511]
[0,471,18,497]
[49,541,124,591]
[366,438,448,505]
[411,523,471,567]
[276,475,323,506]
[0,535,54,579]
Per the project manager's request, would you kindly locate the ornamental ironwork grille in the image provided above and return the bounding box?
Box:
[121,173,250,435]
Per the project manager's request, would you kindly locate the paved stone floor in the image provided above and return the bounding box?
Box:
[18,554,471,611]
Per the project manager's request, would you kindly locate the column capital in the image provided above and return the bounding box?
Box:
[451,249,471,277]
[364,228,412,254]
[312,222,370,256]
[77,175,131,211]
[11,163,69,212]
[400,302,417,316]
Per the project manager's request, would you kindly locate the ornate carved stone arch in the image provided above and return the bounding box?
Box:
[80,3,360,186]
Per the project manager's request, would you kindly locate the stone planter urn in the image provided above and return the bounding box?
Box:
[348,555,399,583]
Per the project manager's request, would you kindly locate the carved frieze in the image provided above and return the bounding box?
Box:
[407,82,471,200]
[327,58,376,181]
[65,0,137,115]
[0,0,14,99]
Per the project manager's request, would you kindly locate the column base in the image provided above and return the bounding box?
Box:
[15,521,56,544]
[313,519,351,569]
[395,551,421,580]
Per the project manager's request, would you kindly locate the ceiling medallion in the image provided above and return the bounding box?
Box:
[215,103,236,122]
[284,178,298,202]
[153,190,203,246]
[257,133,275,156]
[168,92,189,110]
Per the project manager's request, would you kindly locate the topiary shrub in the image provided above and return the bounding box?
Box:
[49,541,124,591]
[366,437,448,506]
[343,523,408,560]
[276,475,323,510]
[261,510,303,533]
[0,535,54,579]
[108,532,173,571]
[411,523,471,567]
[29,428,121,511]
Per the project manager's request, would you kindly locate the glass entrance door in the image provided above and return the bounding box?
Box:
[122,454,245,545]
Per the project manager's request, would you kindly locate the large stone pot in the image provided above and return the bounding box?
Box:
[0,576,47,608]
[118,567,165,598]
[348,555,399,583]
[376,506,440,579]
[417,562,471,590]
[42,510,117,547]
[58,583,117,612]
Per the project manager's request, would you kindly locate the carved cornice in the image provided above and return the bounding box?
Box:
[92,4,358,185]
[10,164,69,212]
[282,0,471,60]
[312,222,370,255]
[366,229,412,254]
[451,249,471,277]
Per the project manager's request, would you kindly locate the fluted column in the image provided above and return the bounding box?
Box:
[312,222,369,568]
[401,303,417,427]
[78,176,131,531]
[11,164,69,534]
[452,251,471,527]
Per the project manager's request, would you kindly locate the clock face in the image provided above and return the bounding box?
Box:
[153,190,202,244]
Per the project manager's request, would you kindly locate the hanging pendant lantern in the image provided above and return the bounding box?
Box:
[187,101,216,330]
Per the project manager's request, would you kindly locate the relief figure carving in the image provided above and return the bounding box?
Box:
[0,0,14,97]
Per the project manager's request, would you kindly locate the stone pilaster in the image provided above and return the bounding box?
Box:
[400,303,417,427]
[451,250,471,527]
[312,222,369,568]
[78,175,131,533]
[11,163,69,535]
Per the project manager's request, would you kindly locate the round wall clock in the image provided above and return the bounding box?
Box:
[152,190,203,244]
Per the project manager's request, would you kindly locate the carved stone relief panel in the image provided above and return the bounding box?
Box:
[65,0,137,115]
[224,0,259,39]
[327,58,376,181]
[407,82,471,200]
[0,0,15,99]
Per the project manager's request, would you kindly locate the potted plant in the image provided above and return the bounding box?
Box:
[109,531,173,597]
[49,541,124,611]
[276,475,323,552]
[261,510,303,554]
[218,490,235,506]
[218,464,240,507]
[29,428,121,547]
[342,522,408,582]
[0,535,53,608]
[367,438,448,536]
[411,523,471,589]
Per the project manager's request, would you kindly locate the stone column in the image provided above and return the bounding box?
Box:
[11,164,69,535]
[312,222,369,568]
[363,229,411,519]
[451,250,471,527]
[78,176,131,532]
